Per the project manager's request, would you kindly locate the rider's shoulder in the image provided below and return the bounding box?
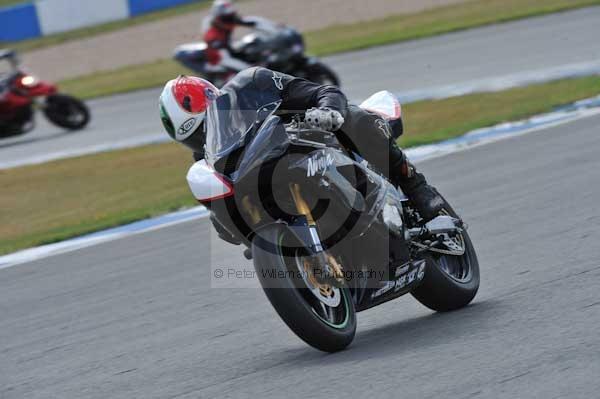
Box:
[241,66,274,84]
[228,67,261,86]
[229,67,286,92]
[253,67,288,91]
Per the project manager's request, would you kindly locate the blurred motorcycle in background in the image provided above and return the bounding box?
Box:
[0,49,90,138]
[174,17,340,87]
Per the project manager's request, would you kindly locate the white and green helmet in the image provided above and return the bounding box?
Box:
[159,75,220,153]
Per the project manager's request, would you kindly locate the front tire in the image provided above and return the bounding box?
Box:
[252,224,356,352]
[411,193,480,312]
[43,94,90,130]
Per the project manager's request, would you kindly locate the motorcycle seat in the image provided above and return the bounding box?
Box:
[359,91,401,121]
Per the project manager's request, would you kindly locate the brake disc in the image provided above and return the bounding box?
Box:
[295,256,342,307]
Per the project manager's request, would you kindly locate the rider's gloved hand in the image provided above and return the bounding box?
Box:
[305,107,345,131]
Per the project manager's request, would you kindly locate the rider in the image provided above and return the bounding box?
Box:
[158,68,444,222]
[203,0,255,74]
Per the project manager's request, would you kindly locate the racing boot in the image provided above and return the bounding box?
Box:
[390,145,445,222]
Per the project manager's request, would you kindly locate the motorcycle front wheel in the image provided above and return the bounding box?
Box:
[43,94,90,130]
[252,224,356,352]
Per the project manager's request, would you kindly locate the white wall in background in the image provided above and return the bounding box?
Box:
[36,0,129,35]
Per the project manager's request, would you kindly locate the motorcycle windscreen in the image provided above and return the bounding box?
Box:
[204,89,281,166]
[232,114,290,183]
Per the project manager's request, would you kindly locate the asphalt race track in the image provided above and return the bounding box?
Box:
[2,111,600,398]
[1,6,600,168]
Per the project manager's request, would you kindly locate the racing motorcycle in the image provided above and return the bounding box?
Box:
[174,17,340,87]
[187,90,480,352]
[0,49,90,138]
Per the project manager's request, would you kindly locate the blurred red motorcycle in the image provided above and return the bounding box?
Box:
[0,49,90,138]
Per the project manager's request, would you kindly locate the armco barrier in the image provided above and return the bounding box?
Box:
[0,3,41,42]
[0,0,200,42]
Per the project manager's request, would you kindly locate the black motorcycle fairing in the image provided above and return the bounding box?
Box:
[174,47,208,74]
[223,124,360,233]
[213,111,409,248]
[234,24,305,67]
[314,156,408,241]
[231,114,289,183]
[364,168,406,233]
[355,259,427,312]
[289,147,365,215]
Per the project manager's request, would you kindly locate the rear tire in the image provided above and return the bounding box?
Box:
[411,193,480,312]
[43,94,90,130]
[252,224,356,352]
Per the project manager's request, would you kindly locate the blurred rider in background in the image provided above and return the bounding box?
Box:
[202,0,256,77]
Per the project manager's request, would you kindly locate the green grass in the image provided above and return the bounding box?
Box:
[53,0,600,101]
[400,75,600,147]
[1,1,209,52]
[0,143,196,255]
[0,0,26,7]
[2,75,600,255]
[305,0,600,55]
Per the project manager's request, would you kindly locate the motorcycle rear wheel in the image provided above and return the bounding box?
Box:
[411,191,480,312]
[43,94,90,130]
[252,224,356,352]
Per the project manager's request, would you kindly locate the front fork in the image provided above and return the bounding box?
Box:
[289,184,344,286]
